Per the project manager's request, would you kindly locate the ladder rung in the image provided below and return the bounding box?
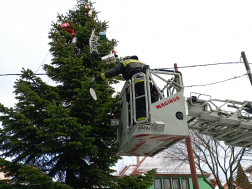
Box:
[135,95,146,100]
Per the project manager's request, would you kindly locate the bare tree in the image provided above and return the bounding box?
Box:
[168,130,252,189]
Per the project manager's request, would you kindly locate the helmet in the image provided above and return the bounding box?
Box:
[122,56,131,61]
[121,55,138,61]
[130,55,138,60]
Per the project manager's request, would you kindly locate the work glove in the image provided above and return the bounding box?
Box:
[90,78,96,83]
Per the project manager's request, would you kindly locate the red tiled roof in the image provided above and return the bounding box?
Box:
[246,165,252,172]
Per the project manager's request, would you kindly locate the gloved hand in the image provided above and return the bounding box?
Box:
[90,78,96,83]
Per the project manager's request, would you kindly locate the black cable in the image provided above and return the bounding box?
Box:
[184,73,248,88]
[1,61,249,76]
[156,62,249,70]
[35,51,50,73]
[0,73,248,88]
[0,62,249,89]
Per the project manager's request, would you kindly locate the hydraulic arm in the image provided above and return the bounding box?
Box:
[187,93,252,148]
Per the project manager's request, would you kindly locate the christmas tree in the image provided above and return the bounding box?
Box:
[0,158,72,189]
[0,0,121,188]
[115,169,156,189]
[236,163,251,189]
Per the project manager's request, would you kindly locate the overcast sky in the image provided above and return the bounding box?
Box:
[1,0,252,171]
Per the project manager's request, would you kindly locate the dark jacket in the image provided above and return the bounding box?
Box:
[95,59,145,81]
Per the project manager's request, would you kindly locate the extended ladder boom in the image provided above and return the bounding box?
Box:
[187,93,252,148]
[117,66,252,157]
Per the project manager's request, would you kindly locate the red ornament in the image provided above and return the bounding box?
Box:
[61,23,76,37]
[85,5,90,10]
[61,23,70,29]
[70,29,76,37]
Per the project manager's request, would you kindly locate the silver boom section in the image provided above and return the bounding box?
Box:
[187,93,252,148]
[117,68,189,156]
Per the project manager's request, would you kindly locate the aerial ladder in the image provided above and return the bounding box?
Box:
[187,93,252,148]
[117,66,252,156]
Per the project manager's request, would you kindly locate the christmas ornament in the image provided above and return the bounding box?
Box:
[89,29,100,53]
[90,88,97,101]
[110,119,120,128]
[84,4,93,17]
[88,10,92,17]
[101,54,116,64]
[70,30,76,37]
[112,50,118,57]
[61,23,76,37]
[99,31,106,40]
[61,23,70,30]
[71,37,77,45]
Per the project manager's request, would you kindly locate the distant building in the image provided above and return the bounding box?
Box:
[0,172,9,180]
[222,181,241,189]
[119,151,213,189]
[221,165,252,189]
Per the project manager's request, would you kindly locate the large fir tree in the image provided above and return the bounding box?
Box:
[115,169,156,189]
[236,163,251,189]
[0,158,72,189]
[0,0,122,188]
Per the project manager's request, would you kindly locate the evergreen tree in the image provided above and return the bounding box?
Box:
[0,158,72,188]
[0,0,121,188]
[236,163,251,189]
[114,169,156,189]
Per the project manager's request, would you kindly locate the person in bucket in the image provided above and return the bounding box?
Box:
[91,55,158,123]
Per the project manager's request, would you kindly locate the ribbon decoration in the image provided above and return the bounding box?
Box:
[61,23,76,37]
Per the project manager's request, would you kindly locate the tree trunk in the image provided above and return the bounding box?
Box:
[65,169,76,187]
